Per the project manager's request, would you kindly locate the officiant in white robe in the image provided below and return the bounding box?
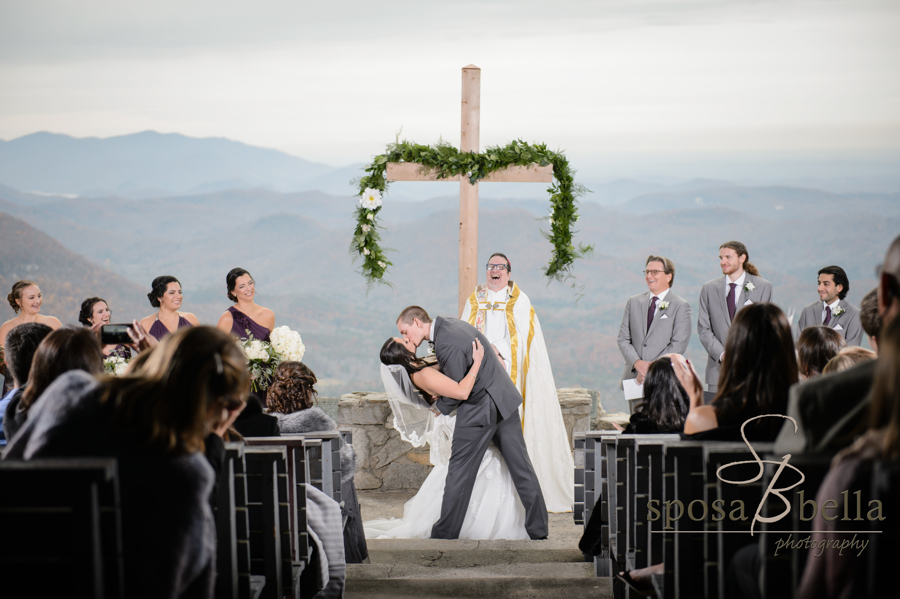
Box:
[459,253,574,512]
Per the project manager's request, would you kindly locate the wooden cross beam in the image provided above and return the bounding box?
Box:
[385,65,554,315]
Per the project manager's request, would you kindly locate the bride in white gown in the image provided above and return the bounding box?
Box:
[363,337,529,541]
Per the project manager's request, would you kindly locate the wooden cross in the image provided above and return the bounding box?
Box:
[386,65,554,315]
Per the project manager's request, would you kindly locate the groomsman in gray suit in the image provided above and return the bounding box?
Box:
[796,266,863,346]
[617,255,692,388]
[698,241,774,399]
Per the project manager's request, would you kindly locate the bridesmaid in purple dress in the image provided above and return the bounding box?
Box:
[78,297,131,359]
[139,276,199,341]
[216,268,275,341]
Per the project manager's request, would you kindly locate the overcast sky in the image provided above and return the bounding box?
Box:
[1,0,898,171]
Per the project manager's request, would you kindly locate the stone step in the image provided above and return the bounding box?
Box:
[365,538,585,567]
[345,562,609,599]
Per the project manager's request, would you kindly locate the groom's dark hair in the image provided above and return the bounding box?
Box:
[397,305,432,325]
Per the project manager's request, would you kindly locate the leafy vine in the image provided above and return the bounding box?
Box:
[351,139,593,288]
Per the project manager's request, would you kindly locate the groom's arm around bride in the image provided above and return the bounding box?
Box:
[395,306,549,540]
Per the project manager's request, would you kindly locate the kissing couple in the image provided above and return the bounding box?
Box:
[367,306,548,541]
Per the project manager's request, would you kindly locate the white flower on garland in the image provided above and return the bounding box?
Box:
[359,188,383,210]
[363,248,370,256]
[377,261,386,268]
[361,224,370,232]
[744,282,756,293]
[366,213,374,221]
[270,326,306,362]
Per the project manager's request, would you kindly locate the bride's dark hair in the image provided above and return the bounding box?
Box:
[380,338,428,376]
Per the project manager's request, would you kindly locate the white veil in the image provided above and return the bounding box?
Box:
[379,363,435,448]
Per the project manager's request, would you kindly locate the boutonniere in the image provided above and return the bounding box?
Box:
[659,301,670,311]
[833,306,845,317]
[744,282,756,294]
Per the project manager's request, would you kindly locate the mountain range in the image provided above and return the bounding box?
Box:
[1,176,894,411]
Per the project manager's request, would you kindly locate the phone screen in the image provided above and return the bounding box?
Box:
[101,324,132,345]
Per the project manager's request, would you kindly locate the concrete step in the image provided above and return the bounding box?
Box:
[365,538,585,567]
[345,562,609,599]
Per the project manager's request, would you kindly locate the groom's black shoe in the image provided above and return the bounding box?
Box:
[532,536,548,540]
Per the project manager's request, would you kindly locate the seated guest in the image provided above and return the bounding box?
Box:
[775,236,900,456]
[860,288,882,353]
[675,303,797,441]
[139,275,198,341]
[796,265,863,346]
[216,268,275,341]
[266,361,368,564]
[4,326,249,599]
[0,323,53,446]
[798,317,900,598]
[797,325,846,380]
[232,394,280,437]
[78,296,131,358]
[617,255,692,387]
[822,346,877,375]
[3,326,103,442]
[623,357,689,434]
[1,280,62,395]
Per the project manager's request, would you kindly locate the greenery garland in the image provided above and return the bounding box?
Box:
[351,139,593,288]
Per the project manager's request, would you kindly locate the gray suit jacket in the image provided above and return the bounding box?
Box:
[697,273,774,390]
[774,358,876,456]
[432,316,523,427]
[617,290,692,386]
[796,300,863,346]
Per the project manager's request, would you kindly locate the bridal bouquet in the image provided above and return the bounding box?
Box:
[269,326,306,362]
[103,355,130,376]
[240,335,280,392]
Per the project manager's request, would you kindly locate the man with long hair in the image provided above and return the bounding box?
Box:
[697,241,774,401]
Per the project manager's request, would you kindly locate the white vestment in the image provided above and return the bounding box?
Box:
[460,281,574,512]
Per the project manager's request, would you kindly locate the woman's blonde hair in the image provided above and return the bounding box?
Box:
[102,326,249,454]
[822,346,877,375]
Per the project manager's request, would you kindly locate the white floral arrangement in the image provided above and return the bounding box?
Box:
[103,356,130,377]
[744,281,756,294]
[239,335,279,392]
[659,301,670,311]
[359,188,383,210]
[269,326,306,362]
[833,306,845,317]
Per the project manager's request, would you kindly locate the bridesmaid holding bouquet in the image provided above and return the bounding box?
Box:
[216,268,275,342]
[139,276,199,341]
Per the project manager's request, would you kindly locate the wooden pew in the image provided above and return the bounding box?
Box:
[582,430,621,577]
[215,443,267,599]
[660,441,705,599]
[0,458,124,599]
[701,442,773,599]
[574,431,586,525]
[244,446,291,599]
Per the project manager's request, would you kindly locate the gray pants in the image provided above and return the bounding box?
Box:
[430,403,549,539]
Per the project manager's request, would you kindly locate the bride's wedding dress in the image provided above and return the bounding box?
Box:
[363,366,529,540]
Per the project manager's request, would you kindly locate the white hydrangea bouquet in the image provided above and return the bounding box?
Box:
[269,326,306,362]
[240,335,280,392]
[103,355,130,377]
[239,327,306,391]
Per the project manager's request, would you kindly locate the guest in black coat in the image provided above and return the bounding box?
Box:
[3,326,250,599]
[623,357,689,434]
[267,361,368,564]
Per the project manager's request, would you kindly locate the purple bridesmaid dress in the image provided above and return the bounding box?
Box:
[148,314,193,341]
[228,306,271,342]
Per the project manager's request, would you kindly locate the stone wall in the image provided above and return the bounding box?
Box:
[339,388,599,492]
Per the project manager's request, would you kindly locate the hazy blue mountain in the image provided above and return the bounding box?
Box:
[2,179,893,411]
[0,131,335,196]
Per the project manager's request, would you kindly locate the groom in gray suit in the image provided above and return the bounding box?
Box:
[796,265,863,346]
[617,255,692,387]
[698,241,774,399]
[396,306,548,540]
